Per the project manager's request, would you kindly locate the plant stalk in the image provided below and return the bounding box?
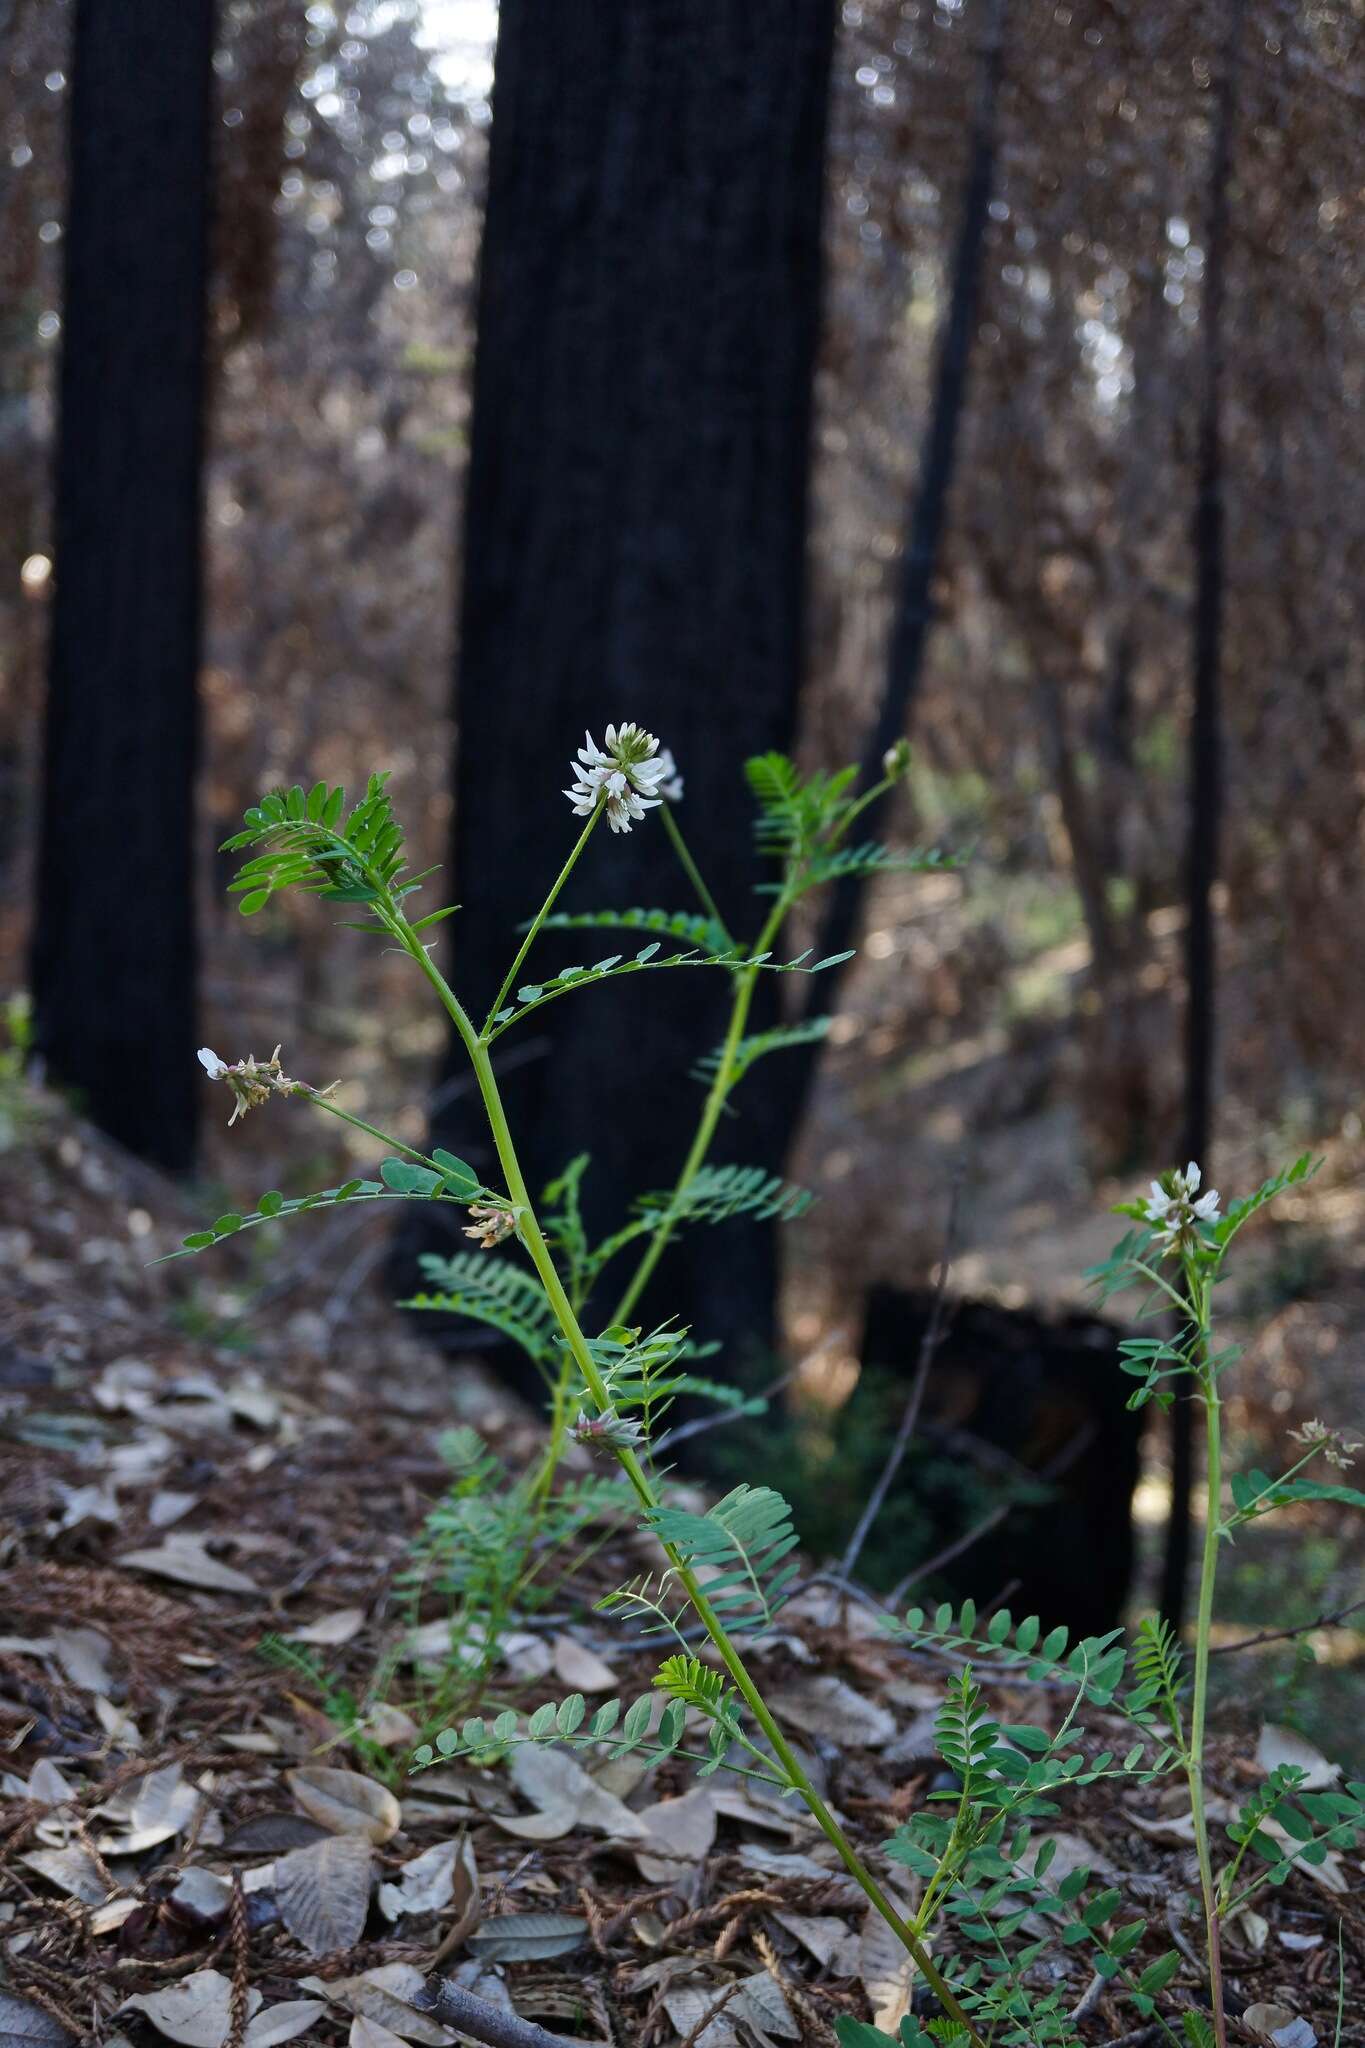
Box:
[1185,1268,1228,2048]
[396,915,983,2043]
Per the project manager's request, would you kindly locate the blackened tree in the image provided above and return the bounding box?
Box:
[32,0,215,1169]
[423,0,837,1364]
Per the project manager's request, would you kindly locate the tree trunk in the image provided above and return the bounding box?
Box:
[1160,0,1243,1629]
[31,0,214,1170]
[417,0,836,1371]
[793,0,1007,1068]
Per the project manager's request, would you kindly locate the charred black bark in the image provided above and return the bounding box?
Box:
[413,1,837,1372]
[1160,0,1243,1630]
[32,0,214,1169]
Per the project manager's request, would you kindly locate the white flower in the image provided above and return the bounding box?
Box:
[655,747,684,802]
[198,1047,228,1078]
[1142,1160,1221,1252]
[563,723,670,834]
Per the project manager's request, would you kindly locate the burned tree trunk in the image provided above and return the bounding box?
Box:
[1160,0,1243,1628]
[32,0,214,1169]
[418,1,837,1365]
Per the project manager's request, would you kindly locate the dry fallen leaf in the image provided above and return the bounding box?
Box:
[634,1783,720,1884]
[221,1812,328,1856]
[0,1989,74,2048]
[772,1909,860,1974]
[276,1834,375,1956]
[119,1535,260,1595]
[349,2021,412,2048]
[1244,2003,1317,2048]
[286,1606,366,1647]
[302,1963,453,2044]
[123,1971,262,2047]
[286,1766,402,1844]
[551,1634,618,1693]
[377,1836,470,1922]
[22,1847,111,1906]
[49,1625,114,1693]
[94,1763,200,1853]
[466,1910,588,1963]
[766,1674,896,1749]
[1255,1724,1341,1790]
[243,2004,328,2048]
[497,1743,650,1842]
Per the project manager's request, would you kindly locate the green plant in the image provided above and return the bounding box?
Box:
[167,739,1364,2046]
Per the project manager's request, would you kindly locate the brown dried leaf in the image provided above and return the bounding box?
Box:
[286,1766,402,1843]
[466,1911,589,1962]
[551,1634,618,1693]
[0,1990,74,2048]
[276,1833,375,1956]
[119,1536,260,1595]
[286,1606,366,1647]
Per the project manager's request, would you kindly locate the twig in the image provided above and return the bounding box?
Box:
[885,1421,1095,1609]
[1208,1595,1365,1657]
[654,1361,804,1454]
[226,1874,250,2048]
[836,1177,964,1594]
[414,1978,579,2048]
[678,1981,745,2048]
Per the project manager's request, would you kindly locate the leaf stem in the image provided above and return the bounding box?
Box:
[661,803,732,947]
[483,805,602,1034]
[1184,1266,1229,2048]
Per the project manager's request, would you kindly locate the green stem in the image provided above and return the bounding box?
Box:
[1185,1269,1229,2048]
[609,885,793,1328]
[304,1093,447,1170]
[661,803,732,946]
[483,805,602,1034]
[391,911,982,2043]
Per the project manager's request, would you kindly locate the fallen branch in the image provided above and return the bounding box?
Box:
[414,1978,578,2048]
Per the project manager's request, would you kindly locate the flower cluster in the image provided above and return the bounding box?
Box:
[1142,1160,1221,1253]
[564,724,677,834]
[464,1201,517,1249]
[197,1045,334,1126]
[569,1408,647,1454]
[1288,1416,1363,1470]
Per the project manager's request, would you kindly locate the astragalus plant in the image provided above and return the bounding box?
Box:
[173,731,1364,2048]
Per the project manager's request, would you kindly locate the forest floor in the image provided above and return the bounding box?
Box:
[2,1083,1363,2048]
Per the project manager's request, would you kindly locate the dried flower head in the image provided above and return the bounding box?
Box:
[1142,1160,1221,1253]
[464,1201,517,1249]
[1288,1417,1362,1469]
[564,723,671,834]
[197,1045,336,1126]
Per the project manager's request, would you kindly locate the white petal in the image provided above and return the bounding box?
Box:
[197,1048,227,1077]
[1184,1161,1201,1191]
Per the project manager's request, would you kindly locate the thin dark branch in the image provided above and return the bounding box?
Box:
[1208,1595,1365,1658]
[836,1178,963,1588]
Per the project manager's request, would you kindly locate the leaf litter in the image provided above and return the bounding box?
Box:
[1,1091,1361,2048]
